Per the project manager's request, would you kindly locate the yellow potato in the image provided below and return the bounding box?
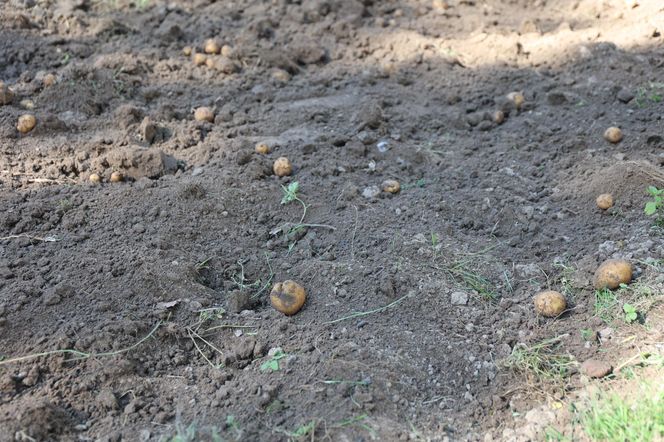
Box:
[192,53,207,66]
[533,290,567,317]
[204,39,221,55]
[17,114,36,133]
[194,107,214,123]
[381,179,401,194]
[507,92,525,110]
[255,142,270,154]
[593,259,632,289]
[272,69,291,83]
[493,110,505,124]
[273,157,292,177]
[270,280,306,315]
[110,171,124,183]
[603,127,622,143]
[182,46,192,56]
[89,173,101,184]
[596,193,614,210]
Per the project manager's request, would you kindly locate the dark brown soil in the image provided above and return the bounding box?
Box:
[1,0,664,440]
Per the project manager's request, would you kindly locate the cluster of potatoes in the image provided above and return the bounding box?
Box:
[1,77,57,135]
[534,259,633,317]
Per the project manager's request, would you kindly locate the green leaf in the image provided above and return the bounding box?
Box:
[260,359,280,372]
[645,201,658,216]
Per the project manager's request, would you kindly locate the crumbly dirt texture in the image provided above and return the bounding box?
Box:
[1,0,664,440]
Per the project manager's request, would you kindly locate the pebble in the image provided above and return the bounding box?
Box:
[362,186,381,199]
[450,291,469,305]
[581,359,612,378]
[616,89,635,103]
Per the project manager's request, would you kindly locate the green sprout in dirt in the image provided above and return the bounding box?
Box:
[503,335,576,389]
[594,288,619,322]
[260,349,288,372]
[635,82,664,108]
[622,303,638,323]
[644,186,664,227]
[273,181,335,242]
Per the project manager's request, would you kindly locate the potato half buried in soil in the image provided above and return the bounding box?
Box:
[533,290,567,317]
[270,281,306,315]
[593,259,632,289]
[17,114,37,133]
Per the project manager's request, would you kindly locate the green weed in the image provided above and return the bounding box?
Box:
[594,288,618,322]
[260,350,287,372]
[622,303,638,323]
[503,335,576,388]
[581,385,664,441]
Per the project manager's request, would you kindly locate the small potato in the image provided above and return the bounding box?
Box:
[17,114,36,133]
[205,57,215,69]
[192,53,207,66]
[204,39,221,55]
[533,290,567,317]
[255,142,270,154]
[270,280,306,315]
[596,193,614,210]
[0,81,14,105]
[110,171,124,183]
[381,179,401,194]
[507,91,525,110]
[493,110,505,124]
[194,106,215,123]
[43,73,57,87]
[603,127,622,143]
[273,157,292,177]
[20,99,35,110]
[89,173,101,184]
[594,259,632,290]
[221,44,234,57]
[182,46,193,56]
[272,69,291,83]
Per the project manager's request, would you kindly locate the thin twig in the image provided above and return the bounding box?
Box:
[324,293,411,325]
[0,321,162,366]
[0,234,60,242]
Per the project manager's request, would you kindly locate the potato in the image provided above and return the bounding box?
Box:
[493,110,505,124]
[255,142,270,154]
[381,179,401,194]
[194,106,214,123]
[205,57,215,69]
[593,259,632,290]
[533,290,567,317]
[270,280,306,315]
[603,127,622,143]
[89,173,101,184]
[204,39,221,55]
[182,46,192,56]
[221,44,234,57]
[273,157,292,177]
[110,171,124,183]
[43,73,57,88]
[17,114,36,133]
[192,53,207,66]
[0,81,14,105]
[272,69,291,83]
[596,193,614,210]
[507,92,525,110]
[20,99,35,110]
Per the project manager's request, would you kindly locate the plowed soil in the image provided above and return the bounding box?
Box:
[1,0,664,440]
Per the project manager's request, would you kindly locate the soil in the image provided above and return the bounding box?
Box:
[1,0,664,441]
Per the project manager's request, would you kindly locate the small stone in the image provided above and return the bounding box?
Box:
[96,389,119,410]
[450,291,469,305]
[477,120,493,131]
[362,186,381,199]
[140,117,158,144]
[547,92,567,105]
[192,167,204,176]
[581,359,612,378]
[616,89,634,103]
